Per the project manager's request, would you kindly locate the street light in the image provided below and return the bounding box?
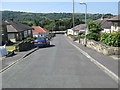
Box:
[80,2,87,46]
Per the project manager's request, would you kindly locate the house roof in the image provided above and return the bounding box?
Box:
[72,24,86,31]
[107,15,120,22]
[5,20,33,33]
[94,18,112,29]
[32,26,49,34]
[0,21,10,26]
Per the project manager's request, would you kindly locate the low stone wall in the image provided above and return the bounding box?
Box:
[79,38,120,56]
[16,41,34,52]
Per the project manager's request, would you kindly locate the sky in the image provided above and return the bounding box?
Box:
[1,0,120,2]
[1,1,119,15]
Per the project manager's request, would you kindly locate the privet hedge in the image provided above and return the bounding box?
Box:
[99,33,120,47]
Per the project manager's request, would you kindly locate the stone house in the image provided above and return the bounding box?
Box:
[32,26,49,37]
[5,19,34,42]
[107,15,120,33]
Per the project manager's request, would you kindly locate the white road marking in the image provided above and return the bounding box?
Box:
[66,36,119,84]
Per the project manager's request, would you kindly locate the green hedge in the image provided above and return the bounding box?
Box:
[99,33,120,47]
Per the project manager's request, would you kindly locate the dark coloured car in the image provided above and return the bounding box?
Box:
[34,37,50,47]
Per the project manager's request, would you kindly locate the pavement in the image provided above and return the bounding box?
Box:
[1,48,38,71]
[2,34,119,88]
[74,40,120,60]
[70,38,118,76]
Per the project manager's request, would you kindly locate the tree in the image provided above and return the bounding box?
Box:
[59,26,66,31]
[86,21,102,41]
[33,19,40,26]
[88,21,102,33]
[44,23,55,31]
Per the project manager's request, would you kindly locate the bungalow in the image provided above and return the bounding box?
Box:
[67,24,86,35]
[107,15,120,33]
[0,21,9,45]
[32,26,49,37]
[94,18,112,33]
[5,19,34,42]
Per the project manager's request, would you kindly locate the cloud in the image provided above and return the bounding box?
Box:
[1,0,120,2]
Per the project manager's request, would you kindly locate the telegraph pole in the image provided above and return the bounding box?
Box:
[73,0,75,27]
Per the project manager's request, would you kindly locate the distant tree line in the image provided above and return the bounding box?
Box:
[1,11,114,31]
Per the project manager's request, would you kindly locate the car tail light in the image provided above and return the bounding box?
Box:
[34,41,37,43]
[44,41,46,44]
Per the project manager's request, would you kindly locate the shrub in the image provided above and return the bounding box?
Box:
[86,21,102,41]
[86,33,99,41]
[78,31,84,35]
[46,33,55,40]
[77,35,85,38]
[23,37,35,42]
[67,34,76,38]
[99,33,120,47]
[88,21,102,33]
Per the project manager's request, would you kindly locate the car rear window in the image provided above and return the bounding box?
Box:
[37,37,45,41]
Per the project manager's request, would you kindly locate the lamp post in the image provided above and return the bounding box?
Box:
[80,2,87,46]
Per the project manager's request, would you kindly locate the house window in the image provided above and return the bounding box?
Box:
[24,31,28,38]
[114,23,118,32]
[28,30,32,36]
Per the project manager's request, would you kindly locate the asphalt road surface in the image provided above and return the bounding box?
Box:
[2,34,118,88]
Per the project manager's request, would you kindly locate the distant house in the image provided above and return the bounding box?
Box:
[67,24,86,35]
[0,21,9,45]
[107,15,120,33]
[67,29,74,35]
[32,26,49,37]
[5,19,34,42]
[94,18,112,33]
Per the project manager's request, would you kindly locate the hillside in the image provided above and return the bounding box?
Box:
[2,11,114,21]
[1,11,114,31]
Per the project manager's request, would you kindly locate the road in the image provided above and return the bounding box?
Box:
[2,34,118,88]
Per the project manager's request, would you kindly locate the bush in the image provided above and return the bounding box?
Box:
[46,33,55,40]
[88,21,102,33]
[99,33,120,47]
[77,35,85,38]
[23,37,35,42]
[86,21,102,41]
[86,33,99,41]
[78,31,84,35]
[67,34,76,38]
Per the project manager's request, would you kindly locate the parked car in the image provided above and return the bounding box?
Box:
[34,37,50,47]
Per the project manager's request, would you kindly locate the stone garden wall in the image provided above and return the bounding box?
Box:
[79,38,120,56]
